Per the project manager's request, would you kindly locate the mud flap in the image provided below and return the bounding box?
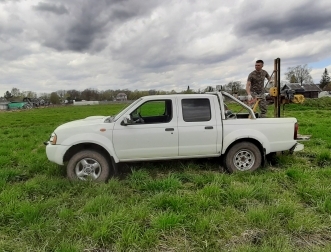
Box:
[262,148,267,167]
[110,156,119,177]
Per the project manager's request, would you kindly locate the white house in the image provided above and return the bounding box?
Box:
[116,93,127,101]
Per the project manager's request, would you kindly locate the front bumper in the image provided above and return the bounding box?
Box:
[45,142,69,165]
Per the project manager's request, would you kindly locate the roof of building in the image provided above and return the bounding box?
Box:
[303,84,322,92]
[116,92,127,97]
[281,83,322,92]
[281,83,304,91]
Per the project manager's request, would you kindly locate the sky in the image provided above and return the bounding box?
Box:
[1,0,331,97]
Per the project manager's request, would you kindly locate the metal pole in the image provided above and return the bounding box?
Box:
[273,59,278,118]
[277,58,281,118]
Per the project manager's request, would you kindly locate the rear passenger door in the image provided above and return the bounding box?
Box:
[177,97,218,156]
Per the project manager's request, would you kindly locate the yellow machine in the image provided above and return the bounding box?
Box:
[269,87,305,104]
[249,88,305,116]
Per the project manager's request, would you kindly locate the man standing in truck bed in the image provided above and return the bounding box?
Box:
[246,59,270,118]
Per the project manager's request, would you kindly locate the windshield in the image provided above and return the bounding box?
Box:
[114,98,142,121]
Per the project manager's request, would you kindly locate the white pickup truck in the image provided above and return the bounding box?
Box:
[45,91,305,182]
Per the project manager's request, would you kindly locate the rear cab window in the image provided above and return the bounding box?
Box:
[181,98,211,122]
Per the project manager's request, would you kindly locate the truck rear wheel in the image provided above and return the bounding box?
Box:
[225,142,262,173]
[67,150,111,182]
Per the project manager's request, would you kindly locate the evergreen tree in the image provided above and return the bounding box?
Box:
[290,75,297,83]
[50,92,61,104]
[320,68,331,90]
[4,91,13,100]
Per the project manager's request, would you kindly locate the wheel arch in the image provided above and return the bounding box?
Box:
[222,138,265,162]
[59,133,118,163]
[63,143,112,165]
[222,129,271,155]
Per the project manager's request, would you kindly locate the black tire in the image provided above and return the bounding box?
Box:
[67,150,111,182]
[225,142,262,173]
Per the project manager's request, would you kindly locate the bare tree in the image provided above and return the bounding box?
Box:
[22,91,37,98]
[148,89,157,95]
[81,88,100,101]
[66,89,81,100]
[224,81,243,94]
[100,89,114,101]
[39,93,50,99]
[56,90,67,100]
[11,87,21,97]
[285,64,313,85]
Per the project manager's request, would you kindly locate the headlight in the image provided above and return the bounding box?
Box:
[49,133,57,145]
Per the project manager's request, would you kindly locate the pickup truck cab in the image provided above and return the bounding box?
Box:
[45,91,305,181]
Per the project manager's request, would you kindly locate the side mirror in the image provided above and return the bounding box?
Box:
[121,115,133,126]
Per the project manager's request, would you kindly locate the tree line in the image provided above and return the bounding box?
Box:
[2,65,331,104]
[2,87,204,104]
[285,64,330,90]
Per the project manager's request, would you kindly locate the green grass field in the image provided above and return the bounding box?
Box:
[1,99,331,251]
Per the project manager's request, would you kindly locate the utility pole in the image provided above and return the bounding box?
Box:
[274,58,281,118]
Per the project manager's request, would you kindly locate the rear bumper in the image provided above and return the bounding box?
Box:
[296,134,311,141]
[291,142,304,152]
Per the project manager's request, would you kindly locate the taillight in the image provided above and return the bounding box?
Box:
[294,123,298,139]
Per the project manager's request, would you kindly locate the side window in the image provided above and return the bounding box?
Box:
[131,100,172,124]
[140,101,166,117]
[182,98,211,122]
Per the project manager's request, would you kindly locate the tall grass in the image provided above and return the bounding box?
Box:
[0,101,331,251]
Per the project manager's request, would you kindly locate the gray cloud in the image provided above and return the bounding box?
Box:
[0,13,28,60]
[1,0,331,96]
[234,1,331,41]
[0,12,24,38]
[0,45,31,61]
[32,0,162,52]
[33,2,68,15]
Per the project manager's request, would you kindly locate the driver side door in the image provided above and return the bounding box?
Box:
[112,98,178,161]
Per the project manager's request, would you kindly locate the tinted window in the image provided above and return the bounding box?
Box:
[182,98,211,122]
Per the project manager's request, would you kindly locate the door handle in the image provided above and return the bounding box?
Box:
[165,128,174,131]
[205,126,213,129]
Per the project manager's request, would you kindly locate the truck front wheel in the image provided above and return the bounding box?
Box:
[67,150,111,182]
[225,142,262,172]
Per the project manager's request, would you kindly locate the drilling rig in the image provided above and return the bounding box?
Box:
[238,58,305,117]
[270,58,305,117]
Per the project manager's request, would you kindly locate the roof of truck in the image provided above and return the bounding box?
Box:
[140,92,219,100]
